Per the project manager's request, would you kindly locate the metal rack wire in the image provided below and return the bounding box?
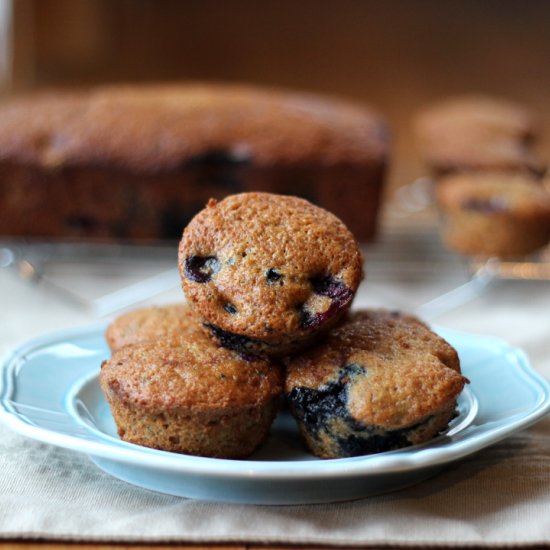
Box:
[1,221,549,318]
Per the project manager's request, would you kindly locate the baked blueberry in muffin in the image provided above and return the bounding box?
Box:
[285,309,467,458]
[178,192,363,356]
[100,330,284,458]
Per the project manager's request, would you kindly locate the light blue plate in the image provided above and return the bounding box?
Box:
[1,324,549,504]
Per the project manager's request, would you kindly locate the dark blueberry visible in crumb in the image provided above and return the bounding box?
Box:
[112,220,130,239]
[190,148,250,191]
[289,384,347,429]
[298,306,317,329]
[205,323,263,354]
[311,275,347,299]
[461,197,509,213]
[160,205,184,239]
[336,428,413,456]
[64,215,100,233]
[161,203,203,239]
[209,175,246,192]
[287,364,365,433]
[238,351,263,362]
[266,268,283,284]
[224,303,238,315]
[277,181,317,206]
[342,363,366,378]
[196,174,245,192]
[184,256,220,283]
[187,148,251,167]
[288,364,431,457]
[298,277,353,330]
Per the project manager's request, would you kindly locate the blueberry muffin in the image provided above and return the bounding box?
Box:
[100,332,284,458]
[105,303,202,352]
[178,192,363,356]
[414,95,542,176]
[436,172,550,257]
[285,309,467,459]
[0,83,388,242]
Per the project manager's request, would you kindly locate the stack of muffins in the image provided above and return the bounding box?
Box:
[414,95,550,258]
[100,192,467,459]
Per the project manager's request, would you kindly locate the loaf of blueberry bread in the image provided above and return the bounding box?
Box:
[0,83,389,242]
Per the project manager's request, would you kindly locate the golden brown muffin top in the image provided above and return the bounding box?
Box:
[0,83,388,171]
[285,309,466,429]
[105,303,202,352]
[436,172,550,216]
[414,95,539,174]
[178,192,363,342]
[415,95,535,141]
[100,334,283,413]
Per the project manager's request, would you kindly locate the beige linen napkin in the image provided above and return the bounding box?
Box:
[1,265,549,546]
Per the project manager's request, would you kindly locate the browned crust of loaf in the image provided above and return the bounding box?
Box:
[178,192,363,341]
[285,309,466,430]
[0,83,388,172]
[99,339,284,413]
[436,172,550,257]
[105,303,202,352]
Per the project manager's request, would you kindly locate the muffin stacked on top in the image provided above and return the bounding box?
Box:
[178,193,363,356]
[414,96,550,258]
[101,192,467,460]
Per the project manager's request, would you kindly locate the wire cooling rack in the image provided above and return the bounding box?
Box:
[0,241,179,316]
[2,223,548,318]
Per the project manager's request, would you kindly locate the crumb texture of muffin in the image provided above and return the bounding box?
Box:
[99,333,283,458]
[436,172,550,257]
[105,303,202,352]
[179,192,363,356]
[285,309,467,459]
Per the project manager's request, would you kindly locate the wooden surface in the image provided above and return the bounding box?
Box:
[0,548,519,550]
[0,547,322,550]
